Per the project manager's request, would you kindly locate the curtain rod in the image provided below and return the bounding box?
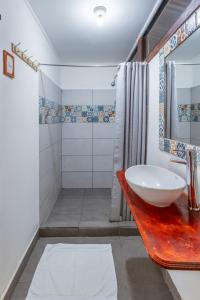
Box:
[40,63,119,68]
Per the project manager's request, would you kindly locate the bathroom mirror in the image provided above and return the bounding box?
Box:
[165,28,200,146]
[159,7,200,158]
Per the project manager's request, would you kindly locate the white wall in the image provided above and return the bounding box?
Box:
[0,0,60,297]
[60,66,117,90]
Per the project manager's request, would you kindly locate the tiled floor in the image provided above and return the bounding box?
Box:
[10,236,173,300]
[42,188,111,227]
[41,189,135,234]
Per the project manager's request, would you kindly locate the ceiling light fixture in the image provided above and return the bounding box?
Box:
[93,6,107,27]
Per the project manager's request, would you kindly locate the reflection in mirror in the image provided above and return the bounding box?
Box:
[165,28,200,147]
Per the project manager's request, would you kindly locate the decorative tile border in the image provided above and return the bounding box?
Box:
[159,6,200,161]
[178,103,200,122]
[39,99,116,124]
[39,97,62,124]
[62,105,115,123]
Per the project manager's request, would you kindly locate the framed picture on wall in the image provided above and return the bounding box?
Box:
[3,50,15,78]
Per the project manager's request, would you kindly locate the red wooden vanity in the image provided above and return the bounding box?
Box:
[117,170,200,270]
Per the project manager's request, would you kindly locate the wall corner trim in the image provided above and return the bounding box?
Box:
[23,0,59,59]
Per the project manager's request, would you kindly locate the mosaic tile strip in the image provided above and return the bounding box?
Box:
[39,100,116,124]
[39,97,62,124]
[159,5,200,161]
[61,105,116,123]
[178,103,200,122]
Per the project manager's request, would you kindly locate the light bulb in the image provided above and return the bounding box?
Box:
[96,15,104,27]
[94,6,107,27]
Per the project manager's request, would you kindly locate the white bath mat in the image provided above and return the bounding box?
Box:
[26,244,118,300]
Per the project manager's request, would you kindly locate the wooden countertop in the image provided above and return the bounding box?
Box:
[117,170,200,270]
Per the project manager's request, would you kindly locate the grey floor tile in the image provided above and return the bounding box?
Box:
[54,198,82,208]
[60,188,85,199]
[79,221,119,228]
[42,188,114,228]
[43,210,80,227]
[84,188,110,196]
[120,236,148,258]
[80,211,109,222]
[125,257,173,300]
[120,221,136,228]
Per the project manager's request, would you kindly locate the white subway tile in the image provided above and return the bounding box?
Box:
[177,88,191,105]
[62,90,92,105]
[62,156,92,172]
[40,124,62,151]
[176,122,190,139]
[62,123,92,139]
[93,89,116,105]
[93,139,115,155]
[39,147,53,177]
[191,122,200,140]
[93,123,116,139]
[93,156,113,171]
[93,172,113,188]
[62,139,92,155]
[62,172,92,188]
[39,72,62,104]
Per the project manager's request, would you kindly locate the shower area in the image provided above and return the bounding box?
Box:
[38,67,134,234]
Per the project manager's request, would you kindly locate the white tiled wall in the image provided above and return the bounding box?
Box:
[176,86,200,146]
[176,88,191,142]
[191,85,200,146]
[39,73,62,224]
[93,139,115,155]
[62,89,116,188]
[93,172,114,188]
[62,139,92,156]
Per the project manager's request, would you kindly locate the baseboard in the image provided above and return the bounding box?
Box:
[39,224,139,237]
[2,230,39,300]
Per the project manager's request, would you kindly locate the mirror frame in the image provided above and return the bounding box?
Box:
[159,6,200,160]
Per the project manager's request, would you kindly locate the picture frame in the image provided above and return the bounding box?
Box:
[3,50,15,78]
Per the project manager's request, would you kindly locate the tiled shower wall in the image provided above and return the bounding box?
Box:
[177,86,200,146]
[62,90,116,188]
[191,85,200,146]
[176,88,191,144]
[39,72,62,224]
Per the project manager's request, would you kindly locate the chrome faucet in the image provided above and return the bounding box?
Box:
[170,149,200,212]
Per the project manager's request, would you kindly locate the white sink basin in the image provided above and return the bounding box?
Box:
[125,165,186,207]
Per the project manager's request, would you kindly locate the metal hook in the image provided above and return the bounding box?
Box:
[15,42,21,47]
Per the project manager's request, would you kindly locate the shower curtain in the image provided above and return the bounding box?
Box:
[110,62,148,222]
[166,61,177,140]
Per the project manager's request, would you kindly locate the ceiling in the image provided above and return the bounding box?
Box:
[28,0,158,64]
